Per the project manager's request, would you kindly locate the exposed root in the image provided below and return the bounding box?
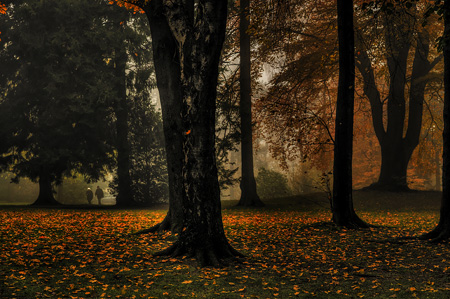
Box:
[419,226,441,241]
[153,239,243,267]
[132,215,171,235]
[334,214,371,229]
[420,226,450,243]
[153,242,179,256]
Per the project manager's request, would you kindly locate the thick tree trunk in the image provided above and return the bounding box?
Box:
[332,0,367,228]
[356,18,433,191]
[421,0,450,242]
[237,0,264,207]
[114,48,133,207]
[150,0,241,266]
[32,167,58,205]
[374,143,411,191]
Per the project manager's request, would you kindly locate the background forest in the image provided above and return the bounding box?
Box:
[3,0,450,297]
[0,0,444,206]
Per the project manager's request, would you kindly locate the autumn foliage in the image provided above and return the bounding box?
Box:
[2,192,450,298]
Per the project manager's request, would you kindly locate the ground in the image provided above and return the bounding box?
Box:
[1,190,449,298]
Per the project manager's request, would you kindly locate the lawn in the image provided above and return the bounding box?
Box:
[1,190,450,298]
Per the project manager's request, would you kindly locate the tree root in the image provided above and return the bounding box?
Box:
[334,213,371,229]
[153,238,244,267]
[132,214,171,235]
[419,225,450,243]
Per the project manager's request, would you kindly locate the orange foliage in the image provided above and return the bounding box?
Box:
[352,97,381,188]
[109,0,145,14]
[1,207,450,297]
[0,3,5,43]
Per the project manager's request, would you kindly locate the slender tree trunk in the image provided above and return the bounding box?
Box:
[114,48,133,207]
[332,0,367,228]
[421,0,450,242]
[436,145,441,191]
[32,166,58,205]
[139,0,185,233]
[237,0,263,207]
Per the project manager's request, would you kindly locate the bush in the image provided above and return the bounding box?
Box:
[256,167,292,199]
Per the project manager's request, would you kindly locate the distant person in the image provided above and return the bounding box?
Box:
[86,188,93,205]
[95,186,104,205]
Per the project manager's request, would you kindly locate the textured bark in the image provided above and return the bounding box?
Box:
[237,0,264,207]
[356,11,437,191]
[138,0,185,233]
[332,0,367,228]
[114,47,133,207]
[421,0,450,242]
[147,0,241,266]
[32,167,59,205]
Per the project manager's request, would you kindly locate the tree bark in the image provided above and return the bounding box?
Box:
[32,166,59,205]
[421,0,450,242]
[332,0,367,228]
[114,46,133,207]
[237,0,263,207]
[147,0,241,266]
[138,0,185,233]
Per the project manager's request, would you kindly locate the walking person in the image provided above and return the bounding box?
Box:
[95,186,104,205]
[86,188,93,205]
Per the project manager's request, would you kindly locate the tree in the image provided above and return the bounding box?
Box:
[103,5,154,207]
[104,6,168,206]
[355,2,443,191]
[237,0,264,207]
[131,0,241,266]
[332,0,367,228]
[0,0,117,205]
[136,0,185,233]
[422,0,450,242]
[251,0,338,173]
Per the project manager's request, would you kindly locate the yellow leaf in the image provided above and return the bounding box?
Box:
[182,280,193,284]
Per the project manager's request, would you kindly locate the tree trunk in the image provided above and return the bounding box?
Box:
[421,0,450,242]
[114,47,133,207]
[332,0,367,228]
[150,0,241,266]
[140,0,185,233]
[32,167,58,205]
[356,12,434,191]
[374,142,411,191]
[436,145,441,191]
[237,0,264,207]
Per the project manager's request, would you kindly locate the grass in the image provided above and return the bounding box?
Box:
[1,190,449,298]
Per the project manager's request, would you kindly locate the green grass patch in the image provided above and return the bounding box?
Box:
[1,190,449,298]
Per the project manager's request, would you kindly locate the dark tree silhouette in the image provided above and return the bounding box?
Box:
[0,0,118,205]
[131,0,241,266]
[421,0,450,242]
[113,42,133,207]
[137,0,185,233]
[237,0,264,207]
[332,0,368,228]
[356,5,441,191]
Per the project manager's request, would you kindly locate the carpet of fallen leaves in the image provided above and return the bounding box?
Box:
[1,200,450,298]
